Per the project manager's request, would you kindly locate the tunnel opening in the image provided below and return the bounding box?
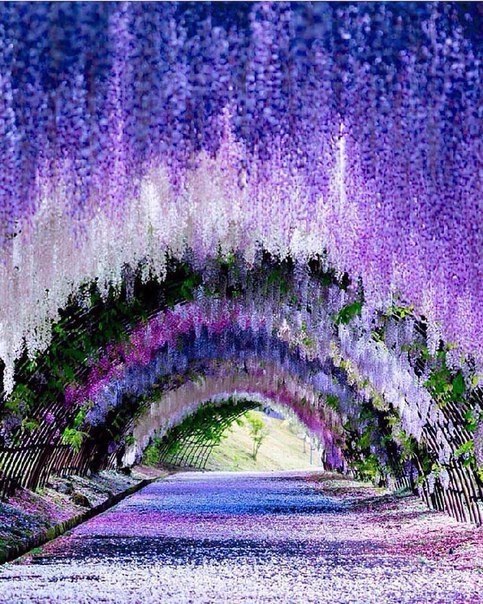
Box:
[139,397,325,473]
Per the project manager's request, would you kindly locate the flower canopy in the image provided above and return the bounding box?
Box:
[0,2,481,523]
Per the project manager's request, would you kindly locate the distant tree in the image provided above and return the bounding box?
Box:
[245,412,269,460]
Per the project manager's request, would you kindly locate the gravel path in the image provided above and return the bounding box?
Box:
[0,471,482,603]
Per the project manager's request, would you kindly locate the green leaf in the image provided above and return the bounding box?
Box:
[22,418,39,432]
[388,304,414,320]
[454,440,474,459]
[464,409,478,433]
[72,407,88,429]
[335,300,362,325]
[451,372,465,400]
[325,395,339,411]
[61,428,87,453]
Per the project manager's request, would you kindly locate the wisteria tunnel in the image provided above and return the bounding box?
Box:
[0,2,482,602]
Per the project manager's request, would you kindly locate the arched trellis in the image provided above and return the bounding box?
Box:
[122,363,347,469]
[0,256,482,525]
[0,333,349,498]
[120,361,483,525]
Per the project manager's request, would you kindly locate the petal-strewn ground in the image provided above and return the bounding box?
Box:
[0,471,482,603]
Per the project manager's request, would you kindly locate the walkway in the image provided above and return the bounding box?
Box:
[0,471,482,603]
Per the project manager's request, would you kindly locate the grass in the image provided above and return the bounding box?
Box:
[204,411,324,472]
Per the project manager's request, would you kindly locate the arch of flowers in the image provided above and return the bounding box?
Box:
[0,3,481,524]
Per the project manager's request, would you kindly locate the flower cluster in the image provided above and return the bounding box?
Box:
[0,2,481,396]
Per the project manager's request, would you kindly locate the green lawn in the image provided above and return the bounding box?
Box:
[204,411,324,472]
